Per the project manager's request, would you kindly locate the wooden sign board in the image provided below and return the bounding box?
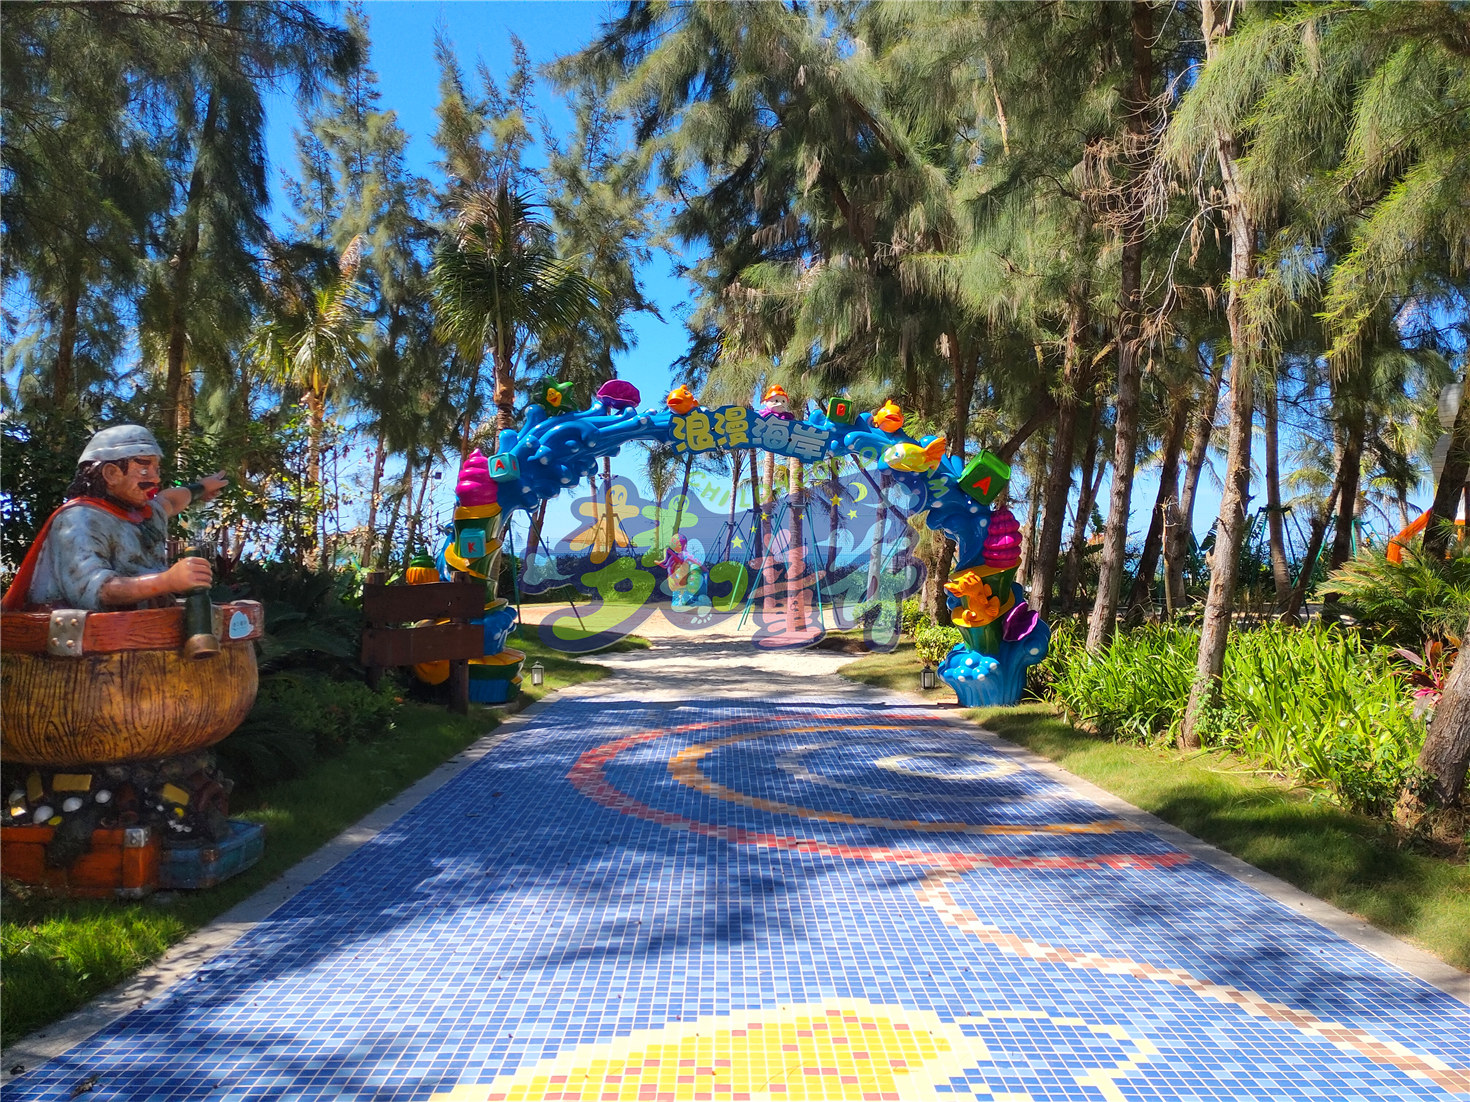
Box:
[362,580,484,624]
[360,575,490,714]
[360,623,484,667]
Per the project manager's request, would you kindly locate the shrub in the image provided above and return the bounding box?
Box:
[915,621,963,668]
[224,559,365,675]
[901,597,930,639]
[215,673,400,790]
[1052,623,1195,742]
[1324,545,1470,646]
[1027,615,1083,698]
[1220,625,1426,816]
[1045,620,1429,816]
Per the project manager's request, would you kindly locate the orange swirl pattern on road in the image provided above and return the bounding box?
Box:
[566,715,1190,873]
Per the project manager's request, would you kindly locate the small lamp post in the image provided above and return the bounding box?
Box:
[530,661,545,687]
[920,666,937,691]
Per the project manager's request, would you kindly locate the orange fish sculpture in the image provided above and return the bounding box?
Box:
[944,569,1006,628]
[666,384,698,414]
[872,400,905,432]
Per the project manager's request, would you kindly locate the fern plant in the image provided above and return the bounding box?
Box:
[1324,545,1470,646]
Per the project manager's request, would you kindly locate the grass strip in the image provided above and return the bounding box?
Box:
[1,637,642,1047]
[839,648,1470,972]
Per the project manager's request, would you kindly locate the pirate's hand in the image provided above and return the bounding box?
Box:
[198,471,229,501]
[98,557,213,605]
[164,556,214,593]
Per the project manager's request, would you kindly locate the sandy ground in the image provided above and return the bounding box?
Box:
[516,600,891,703]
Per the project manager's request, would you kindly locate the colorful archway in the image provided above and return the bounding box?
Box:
[428,383,1051,707]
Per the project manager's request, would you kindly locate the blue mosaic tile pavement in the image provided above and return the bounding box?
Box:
[5,698,1468,1101]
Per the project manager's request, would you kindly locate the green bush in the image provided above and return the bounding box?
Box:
[1053,623,1196,742]
[901,596,930,639]
[224,559,366,676]
[915,621,963,667]
[1027,614,1083,698]
[1046,622,1427,816]
[216,673,400,790]
[1324,545,1470,646]
[1221,626,1426,816]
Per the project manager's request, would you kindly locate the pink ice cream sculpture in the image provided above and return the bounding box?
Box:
[981,507,1022,570]
[455,449,498,508]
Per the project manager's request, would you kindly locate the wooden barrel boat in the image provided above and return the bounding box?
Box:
[0,601,263,767]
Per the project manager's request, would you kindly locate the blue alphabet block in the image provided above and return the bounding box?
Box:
[458,527,487,560]
[488,453,520,482]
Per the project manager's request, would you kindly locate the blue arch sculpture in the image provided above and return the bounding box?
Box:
[428,385,1050,707]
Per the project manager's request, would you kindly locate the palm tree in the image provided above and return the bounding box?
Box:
[430,181,603,454]
[250,235,372,556]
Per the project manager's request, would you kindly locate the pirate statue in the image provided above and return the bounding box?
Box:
[3,425,229,614]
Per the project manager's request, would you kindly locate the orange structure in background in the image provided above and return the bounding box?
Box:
[1386,510,1466,564]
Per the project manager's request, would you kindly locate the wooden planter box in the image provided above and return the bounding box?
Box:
[1,823,160,899]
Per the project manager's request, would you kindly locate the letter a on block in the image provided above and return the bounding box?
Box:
[488,454,521,482]
[958,452,1010,505]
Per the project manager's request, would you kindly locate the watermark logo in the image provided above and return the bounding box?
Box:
[518,470,925,653]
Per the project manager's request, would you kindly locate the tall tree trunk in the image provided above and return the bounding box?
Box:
[1126,388,1191,616]
[305,391,326,502]
[53,284,80,408]
[728,453,741,534]
[762,450,779,617]
[1018,434,1045,603]
[927,337,978,621]
[1399,613,1470,817]
[1086,0,1153,653]
[403,461,432,564]
[1328,402,1365,571]
[672,452,695,534]
[1423,386,1470,559]
[1060,400,1103,611]
[787,455,806,631]
[165,92,219,442]
[524,499,550,573]
[1282,482,1340,621]
[866,470,892,601]
[1262,373,1292,611]
[1165,353,1224,613]
[825,459,843,582]
[378,460,410,570]
[363,434,387,566]
[491,329,516,435]
[1033,295,1088,618]
[1182,0,1257,749]
[603,455,616,559]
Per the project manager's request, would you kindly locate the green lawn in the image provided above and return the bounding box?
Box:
[840,648,1470,972]
[0,639,643,1047]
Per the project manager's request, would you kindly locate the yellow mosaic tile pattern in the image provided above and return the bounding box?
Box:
[670,727,1130,837]
[435,1000,1156,1102]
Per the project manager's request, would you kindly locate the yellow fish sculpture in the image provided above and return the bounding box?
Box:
[883,434,947,472]
[872,399,905,432]
[666,384,698,414]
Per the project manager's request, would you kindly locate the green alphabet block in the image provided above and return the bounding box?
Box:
[958,451,1010,504]
[825,397,858,425]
